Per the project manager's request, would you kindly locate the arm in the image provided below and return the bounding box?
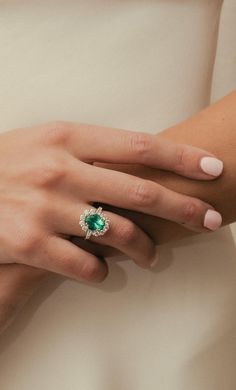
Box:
[97,90,236,245]
[1,92,235,335]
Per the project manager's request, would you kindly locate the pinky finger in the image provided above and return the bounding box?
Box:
[36,236,108,283]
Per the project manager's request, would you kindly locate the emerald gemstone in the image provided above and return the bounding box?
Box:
[85,214,105,231]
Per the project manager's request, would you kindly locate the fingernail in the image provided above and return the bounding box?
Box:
[204,209,222,231]
[200,157,223,177]
[150,252,159,268]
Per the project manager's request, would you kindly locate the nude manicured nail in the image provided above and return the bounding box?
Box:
[204,210,222,231]
[200,157,223,177]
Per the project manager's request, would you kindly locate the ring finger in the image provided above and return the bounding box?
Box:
[51,203,157,269]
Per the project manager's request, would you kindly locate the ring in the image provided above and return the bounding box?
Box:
[79,207,110,240]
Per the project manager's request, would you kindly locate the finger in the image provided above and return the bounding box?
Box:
[68,124,223,180]
[72,163,222,232]
[32,236,108,283]
[52,205,157,269]
[90,212,158,269]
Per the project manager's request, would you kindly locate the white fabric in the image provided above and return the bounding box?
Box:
[0,1,236,389]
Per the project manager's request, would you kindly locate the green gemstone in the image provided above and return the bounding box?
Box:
[85,214,105,231]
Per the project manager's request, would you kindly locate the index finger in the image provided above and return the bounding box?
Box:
[69,123,223,180]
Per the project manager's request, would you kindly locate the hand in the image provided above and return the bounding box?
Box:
[0,121,223,282]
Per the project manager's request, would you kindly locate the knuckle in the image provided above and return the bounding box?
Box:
[34,157,66,187]
[182,201,199,224]
[116,221,137,244]
[42,121,72,146]
[174,145,188,173]
[131,180,156,208]
[54,252,80,278]
[62,257,81,277]
[14,229,41,258]
[130,132,151,158]
[33,193,51,219]
[58,254,104,283]
[79,261,103,282]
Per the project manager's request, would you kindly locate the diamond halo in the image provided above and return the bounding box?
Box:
[79,207,110,240]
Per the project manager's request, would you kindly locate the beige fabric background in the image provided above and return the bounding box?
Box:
[0,1,236,389]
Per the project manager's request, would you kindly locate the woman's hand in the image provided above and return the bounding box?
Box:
[0,121,223,282]
[3,88,236,335]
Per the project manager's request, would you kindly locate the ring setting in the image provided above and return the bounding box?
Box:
[79,207,110,240]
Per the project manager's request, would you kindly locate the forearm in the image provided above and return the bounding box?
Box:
[102,91,236,245]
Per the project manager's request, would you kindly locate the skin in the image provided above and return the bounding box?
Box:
[103,91,236,244]
[0,90,236,334]
[0,121,221,280]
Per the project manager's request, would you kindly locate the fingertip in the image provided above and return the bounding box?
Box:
[88,257,109,283]
[200,157,224,177]
[203,209,222,231]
